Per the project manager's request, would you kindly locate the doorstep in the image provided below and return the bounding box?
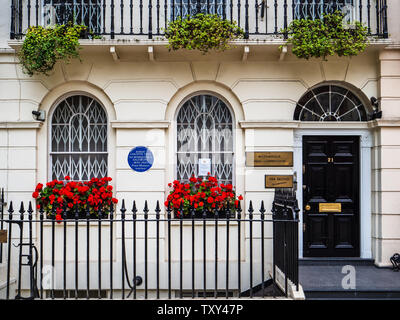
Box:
[299,260,400,300]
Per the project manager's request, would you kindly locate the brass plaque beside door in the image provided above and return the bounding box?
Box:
[246,152,293,167]
[319,203,342,213]
[265,175,293,188]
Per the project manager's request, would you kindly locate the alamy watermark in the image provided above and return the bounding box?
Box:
[341,265,356,290]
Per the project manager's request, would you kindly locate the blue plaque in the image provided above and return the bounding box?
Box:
[127,146,154,172]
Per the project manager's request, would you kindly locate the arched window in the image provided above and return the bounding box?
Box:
[294,85,368,121]
[176,94,234,184]
[50,94,108,181]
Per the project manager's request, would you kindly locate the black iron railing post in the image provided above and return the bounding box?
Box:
[144,201,149,299]
[27,202,36,298]
[283,203,288,297]
[260,201,265,298]
[274,0,278,34]
[111,0,115,39]
[17,203,24,299]
[18,0,22,37]
[51,206,55,299]
[121,200,126,299]
[27,0,31,31]
[35,0,39,27]
[6,202,13,300]
[202,207,207,298]
[121,0,125,34]
[156,0,160,35]
[237,201,241,298]
[109,203,114,299]
[214,207,218,299]
[383,0,388,38]
[283,0,288,39]
[155,201,160,299]
[179,203,183,298]
[148,0,153,39]
[248,201,253,298]
[376,0,380,36]
[244,0,249,39]
[167,203,172,299]
[255,0,259,34]
[191,205,195,299]
[39,204,44,299]
[97,207,102,299]
[86,207,90,299]
[225,206,229,298]
[132,201,137,299]
[74,206,79,299]
[63,208,67,299]
[367,0,371,35]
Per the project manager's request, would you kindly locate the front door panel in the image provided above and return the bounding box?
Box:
[303,136,360,257]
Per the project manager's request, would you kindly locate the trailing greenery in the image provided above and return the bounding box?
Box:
[164,14,244,54]
[18,24,90,76]
[281,11,368,60]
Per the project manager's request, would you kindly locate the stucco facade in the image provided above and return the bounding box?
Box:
[1,0,400,297]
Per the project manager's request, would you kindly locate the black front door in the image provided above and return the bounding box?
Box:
[303,136,360,257]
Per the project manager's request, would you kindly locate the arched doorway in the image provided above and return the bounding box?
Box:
[294,84,370,258]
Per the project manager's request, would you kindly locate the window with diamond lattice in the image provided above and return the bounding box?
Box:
[176,94,234,185]
[171,0,226,20]
[51,95,108,181]
[294,0,354,20]
[44,0,103,34]
[294,85,367,121]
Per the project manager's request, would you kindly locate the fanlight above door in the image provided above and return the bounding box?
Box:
[294,85,368,121]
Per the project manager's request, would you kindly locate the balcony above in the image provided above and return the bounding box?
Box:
[10,0,388,43]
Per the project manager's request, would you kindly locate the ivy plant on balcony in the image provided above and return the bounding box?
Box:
[280,11,368,60]
[18,23,89,76]
[164,14,244,54]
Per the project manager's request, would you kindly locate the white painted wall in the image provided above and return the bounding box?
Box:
[1,1,400,295]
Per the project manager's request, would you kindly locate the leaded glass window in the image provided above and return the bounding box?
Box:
[176,94,234,184]
[171,0,225,20]
[44,0,103,33]
[294,0,354,20]
[294,85,367,121]
[50,95,108,181]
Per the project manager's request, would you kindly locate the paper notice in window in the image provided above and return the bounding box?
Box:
[198,158,211,176]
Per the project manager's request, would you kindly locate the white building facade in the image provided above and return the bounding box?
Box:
[0,0,399,299]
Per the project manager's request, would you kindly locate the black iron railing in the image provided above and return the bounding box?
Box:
[272,188,300,294]
[0,191,299,300]
[10,0,388,40]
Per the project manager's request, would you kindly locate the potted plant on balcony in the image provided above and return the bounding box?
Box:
[32,176,118,221]
[165,173,243,218]
[164,13,244,54]
[280,11,368,60]
[18,23,99,76]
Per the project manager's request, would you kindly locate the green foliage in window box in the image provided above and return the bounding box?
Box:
[18,24,92,76]
[280,11,368,60]
[164,14,244,54]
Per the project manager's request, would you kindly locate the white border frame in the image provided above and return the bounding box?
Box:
[294,128,372,259]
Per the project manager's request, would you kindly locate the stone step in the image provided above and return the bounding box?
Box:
[299,258,375,266]
[0,278,16,300]
[305,290,400,300]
